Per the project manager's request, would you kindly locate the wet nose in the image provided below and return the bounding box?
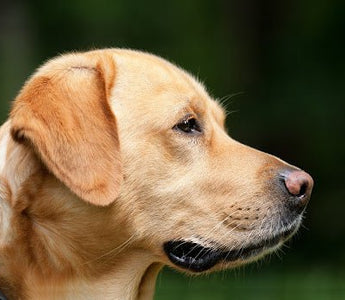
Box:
[282,170,314,209]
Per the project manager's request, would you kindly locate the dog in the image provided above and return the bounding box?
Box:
[0,49,313,299]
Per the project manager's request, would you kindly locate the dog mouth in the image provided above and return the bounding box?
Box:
[163,227,296,272]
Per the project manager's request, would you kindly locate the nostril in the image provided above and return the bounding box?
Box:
[284,170,313,197]
[298,182,308,198]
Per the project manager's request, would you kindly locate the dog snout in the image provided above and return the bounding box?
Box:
[280,169,314,212]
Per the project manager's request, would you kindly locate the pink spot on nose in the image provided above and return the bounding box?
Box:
[284,170,314,206]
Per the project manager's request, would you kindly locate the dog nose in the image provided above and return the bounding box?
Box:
[282,170,314,209]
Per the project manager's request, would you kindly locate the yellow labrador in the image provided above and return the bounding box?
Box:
[0,49,313,299]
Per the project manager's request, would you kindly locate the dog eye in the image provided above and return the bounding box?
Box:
[173,116,202,134]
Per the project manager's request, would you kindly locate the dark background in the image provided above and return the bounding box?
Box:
[1,0,344,299]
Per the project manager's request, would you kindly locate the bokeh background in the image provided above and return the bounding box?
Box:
[1,0,344,299]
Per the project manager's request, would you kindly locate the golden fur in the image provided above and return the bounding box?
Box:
[0,49,310,299]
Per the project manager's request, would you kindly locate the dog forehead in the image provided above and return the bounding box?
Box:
[109,50,223,122]
[111,51,207,99]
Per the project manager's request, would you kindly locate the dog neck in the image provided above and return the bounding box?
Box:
[0,123,163,299]
[24,252,162,300]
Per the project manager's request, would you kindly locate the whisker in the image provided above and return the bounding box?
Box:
[217,92,245,108]
[81,234,136,266]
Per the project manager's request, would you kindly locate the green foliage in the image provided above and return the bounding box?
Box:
[156,266,345,300]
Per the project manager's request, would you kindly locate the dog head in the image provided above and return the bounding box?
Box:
[9,49,313,274]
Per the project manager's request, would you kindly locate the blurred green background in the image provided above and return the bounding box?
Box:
[0,0,344,299]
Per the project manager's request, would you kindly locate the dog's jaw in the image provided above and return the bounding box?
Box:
[163,221,299,273]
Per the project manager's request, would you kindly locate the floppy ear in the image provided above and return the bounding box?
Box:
[10,53,122,206]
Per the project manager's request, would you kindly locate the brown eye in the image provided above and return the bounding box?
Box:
[173,117,202,134]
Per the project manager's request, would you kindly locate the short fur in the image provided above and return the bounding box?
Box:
[0,49,309,299]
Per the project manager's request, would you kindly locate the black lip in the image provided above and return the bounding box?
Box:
[164,241,223,272]
[164,227,296,272]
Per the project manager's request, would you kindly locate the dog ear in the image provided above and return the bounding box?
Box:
[10,53,122,206]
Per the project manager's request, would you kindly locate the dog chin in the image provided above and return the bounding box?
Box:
[163,225,299,273]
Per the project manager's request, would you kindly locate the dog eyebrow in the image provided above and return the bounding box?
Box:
[168,97,192,116]
[172,98,206,122]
